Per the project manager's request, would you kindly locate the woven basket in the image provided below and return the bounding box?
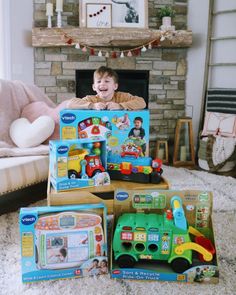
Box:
[198,136,236,172]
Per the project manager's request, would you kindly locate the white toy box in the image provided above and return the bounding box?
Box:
[59,110,150,157]
[49,137,110,192]
[20,203,108,283]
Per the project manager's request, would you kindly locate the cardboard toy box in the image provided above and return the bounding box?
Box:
[111,189,219,284]
[60,110,150,157]
[47,178,170,215]
[20,203,108,283]
[49,137,110,192]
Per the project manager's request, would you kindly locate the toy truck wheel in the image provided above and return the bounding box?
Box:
[117,255,135,268]
[92,169,102,177]
[68,170,79,179]
[171,258,190,273]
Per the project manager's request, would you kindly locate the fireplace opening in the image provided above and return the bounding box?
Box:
[76,70,149,108]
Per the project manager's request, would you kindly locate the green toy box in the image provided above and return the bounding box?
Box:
[111,189,219,283]
[20,203,108,283]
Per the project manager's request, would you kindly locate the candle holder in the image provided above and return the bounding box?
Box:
[173,118,195,167]
[46,3,53,28]
[156,140,169,164]
[56,10,62,28]
[47,15,52,28]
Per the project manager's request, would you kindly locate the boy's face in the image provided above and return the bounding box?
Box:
[92,73,118,101]
[134,120,142,129]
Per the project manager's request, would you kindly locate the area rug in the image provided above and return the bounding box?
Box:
[0,166,235,295]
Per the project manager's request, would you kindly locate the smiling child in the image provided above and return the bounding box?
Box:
[66,66,146,110]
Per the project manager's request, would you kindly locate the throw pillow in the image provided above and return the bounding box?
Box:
[202,111,236,137]
[10,116,55,148]
[21,100,69,141]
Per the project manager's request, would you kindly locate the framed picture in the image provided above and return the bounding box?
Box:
[86,4,112,28]
[80,0,148,28]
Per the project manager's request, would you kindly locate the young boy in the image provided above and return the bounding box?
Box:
[66,66,146,110]
[128,117,145,139]
[128,116,146,155]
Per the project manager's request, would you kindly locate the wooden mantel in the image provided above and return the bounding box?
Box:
[32,27,192,48]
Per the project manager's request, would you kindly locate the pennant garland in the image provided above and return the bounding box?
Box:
[61,29,173,58]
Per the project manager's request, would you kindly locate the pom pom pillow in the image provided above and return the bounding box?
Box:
[202,112,236,137]
[21,100,68,141]
[10,116,55,148]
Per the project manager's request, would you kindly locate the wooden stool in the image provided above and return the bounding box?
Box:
[173,118,195,167]
[156,140,169,164]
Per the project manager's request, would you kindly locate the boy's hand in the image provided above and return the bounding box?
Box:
[106,102,122,110]
[92,102,106,110]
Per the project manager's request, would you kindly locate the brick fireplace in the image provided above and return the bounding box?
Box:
[33,0,189,156]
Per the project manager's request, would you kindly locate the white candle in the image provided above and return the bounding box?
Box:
[46,3,53,16]
[158,148,164,160]
[180,145,187,161]
[56,0,63,12]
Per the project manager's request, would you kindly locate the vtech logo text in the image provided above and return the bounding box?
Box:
[116,192,129,201]
[21,215,36,225]
[57,146,69,154]
[61,113,76,124]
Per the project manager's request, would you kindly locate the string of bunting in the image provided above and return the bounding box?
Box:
[61,29,172,58]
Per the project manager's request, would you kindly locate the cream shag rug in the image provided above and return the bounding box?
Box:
[0,166,235,295]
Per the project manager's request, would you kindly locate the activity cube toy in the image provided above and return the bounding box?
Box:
[49,137,110,192]
[111,189,219,284]
[60,109,150,157]
[20,203,108,283]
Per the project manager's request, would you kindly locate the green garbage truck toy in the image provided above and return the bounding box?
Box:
[113,196,214,273]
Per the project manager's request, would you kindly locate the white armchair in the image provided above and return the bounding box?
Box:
[0,79,56,214]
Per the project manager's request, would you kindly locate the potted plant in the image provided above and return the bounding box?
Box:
[158,5,175,28]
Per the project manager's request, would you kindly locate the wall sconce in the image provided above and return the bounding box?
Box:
[173,118,195,167]
[156,140,169,164]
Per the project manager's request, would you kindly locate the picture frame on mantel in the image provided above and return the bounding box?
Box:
[86,4,112,28]
[80,0,148,28]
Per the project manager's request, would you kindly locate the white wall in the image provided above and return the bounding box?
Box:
[209,0,236,88]
[186,0,210,145]
[9,0,34,84]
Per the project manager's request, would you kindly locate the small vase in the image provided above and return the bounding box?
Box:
[160,16,175,31]
[162,16,171,27]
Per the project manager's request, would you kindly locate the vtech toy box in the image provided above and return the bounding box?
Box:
[49,137,110,192]
[111,189,219,284]
[20,203,108,283]
[60,110,150,157]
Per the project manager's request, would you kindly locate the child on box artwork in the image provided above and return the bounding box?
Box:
[87,258,100,275]
[99,259,108,275]
[128,116,146,155]
[66,66,146,110]
[48,247,67,264]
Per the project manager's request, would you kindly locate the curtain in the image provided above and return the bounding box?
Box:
[0,0,11,79]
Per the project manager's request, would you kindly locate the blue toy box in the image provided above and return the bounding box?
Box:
[20,203,108,283]
[60,110,150,157]
[49,137,110,192]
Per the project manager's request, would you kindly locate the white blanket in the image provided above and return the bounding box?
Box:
[212,135,236,165]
